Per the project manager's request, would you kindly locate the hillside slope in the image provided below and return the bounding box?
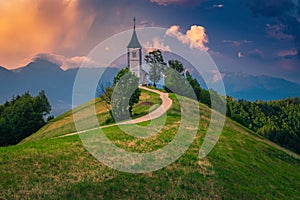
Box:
[1,90,299,199]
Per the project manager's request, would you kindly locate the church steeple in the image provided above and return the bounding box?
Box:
[127,17,147,85]
[127,17,142,49]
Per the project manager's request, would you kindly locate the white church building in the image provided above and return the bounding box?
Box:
[127,18,148,85]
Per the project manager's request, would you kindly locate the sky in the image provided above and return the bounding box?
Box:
[0,0,299,83]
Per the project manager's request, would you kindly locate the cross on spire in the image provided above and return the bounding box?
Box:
[127,17,141,49]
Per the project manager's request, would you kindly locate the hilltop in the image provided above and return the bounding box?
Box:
[0,88,299,199]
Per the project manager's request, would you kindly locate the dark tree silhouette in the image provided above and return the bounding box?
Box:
[0,91,51,146]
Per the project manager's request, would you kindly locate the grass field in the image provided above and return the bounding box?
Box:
[22,89,161,142]
[1,90,299,199]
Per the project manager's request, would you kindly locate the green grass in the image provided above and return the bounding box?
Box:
[1,92,300,199]
[22,89,161,142]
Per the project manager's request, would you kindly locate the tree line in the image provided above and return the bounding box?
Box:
[144,50,300,154]
[227,97,300,153]
[0,91,51,146]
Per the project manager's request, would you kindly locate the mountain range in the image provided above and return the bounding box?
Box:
[1,58,299,115]
[0,58,118,116]
[219,72,300,101]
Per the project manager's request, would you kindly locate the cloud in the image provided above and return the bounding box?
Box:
[166,25,190,44]
[150,0,206,6]
[210,70,225,83]
[139,20,155,27]
[213,4,224,8]
[284,18,300,58]
[223,40,252,47]
[277,49,298,58]
[144,37,171,52]
[248,0,300,57]
[35,53,98,70]
[0,0,95,69]
[166,25,209,51]
[265,24,294,40]
[237,52,244,58]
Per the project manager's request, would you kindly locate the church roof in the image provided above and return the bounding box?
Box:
[127,18,142,49]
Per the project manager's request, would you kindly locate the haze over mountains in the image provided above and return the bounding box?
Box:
[1,58,300,115]
[0,58,118,116]
[216,72,300,101]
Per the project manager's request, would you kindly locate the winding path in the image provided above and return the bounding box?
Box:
[58,86,172,138]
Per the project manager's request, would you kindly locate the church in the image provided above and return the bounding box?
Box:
[127,18,148,85]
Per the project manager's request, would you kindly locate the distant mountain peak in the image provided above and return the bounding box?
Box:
[31,57,61,68]
[0,66,11,73]
[13,58,63,73]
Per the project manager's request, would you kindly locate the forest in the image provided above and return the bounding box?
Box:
[226,96,300,154]
[0,91,51,146]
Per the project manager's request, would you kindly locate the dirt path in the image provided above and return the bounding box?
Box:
[58,86,172,138]
[119,86,172,125]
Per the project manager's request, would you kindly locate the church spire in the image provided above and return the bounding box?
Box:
[127,17,142,49]
[127,17,147,85]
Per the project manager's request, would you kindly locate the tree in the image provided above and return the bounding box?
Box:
[144,50,166,87]
[164,60,193,97]
[113,68,129,85]
[168,60,184,74]
[0,91,51,146]
[98,68,141,121]
[164,67,188,95]
[98,84,113,111]
[34,90,51,116]
[111,68,141,121]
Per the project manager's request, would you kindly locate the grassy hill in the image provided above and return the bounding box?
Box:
[1,89,299,199]
[22,89,162,142]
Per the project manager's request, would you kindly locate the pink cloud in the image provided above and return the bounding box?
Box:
[35,53,98,70]
[210,70,225,83]
[0,0,96,69]
[144,37,171,52]
[237,52,244,58]
[277,49,298,57]
[150,0,206,6]
[166,25,209,51]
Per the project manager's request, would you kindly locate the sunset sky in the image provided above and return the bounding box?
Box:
[0,0,299,83]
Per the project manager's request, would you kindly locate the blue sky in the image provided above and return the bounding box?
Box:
[0,0,299,83]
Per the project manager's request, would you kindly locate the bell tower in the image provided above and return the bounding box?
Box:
[127,17,142,81]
